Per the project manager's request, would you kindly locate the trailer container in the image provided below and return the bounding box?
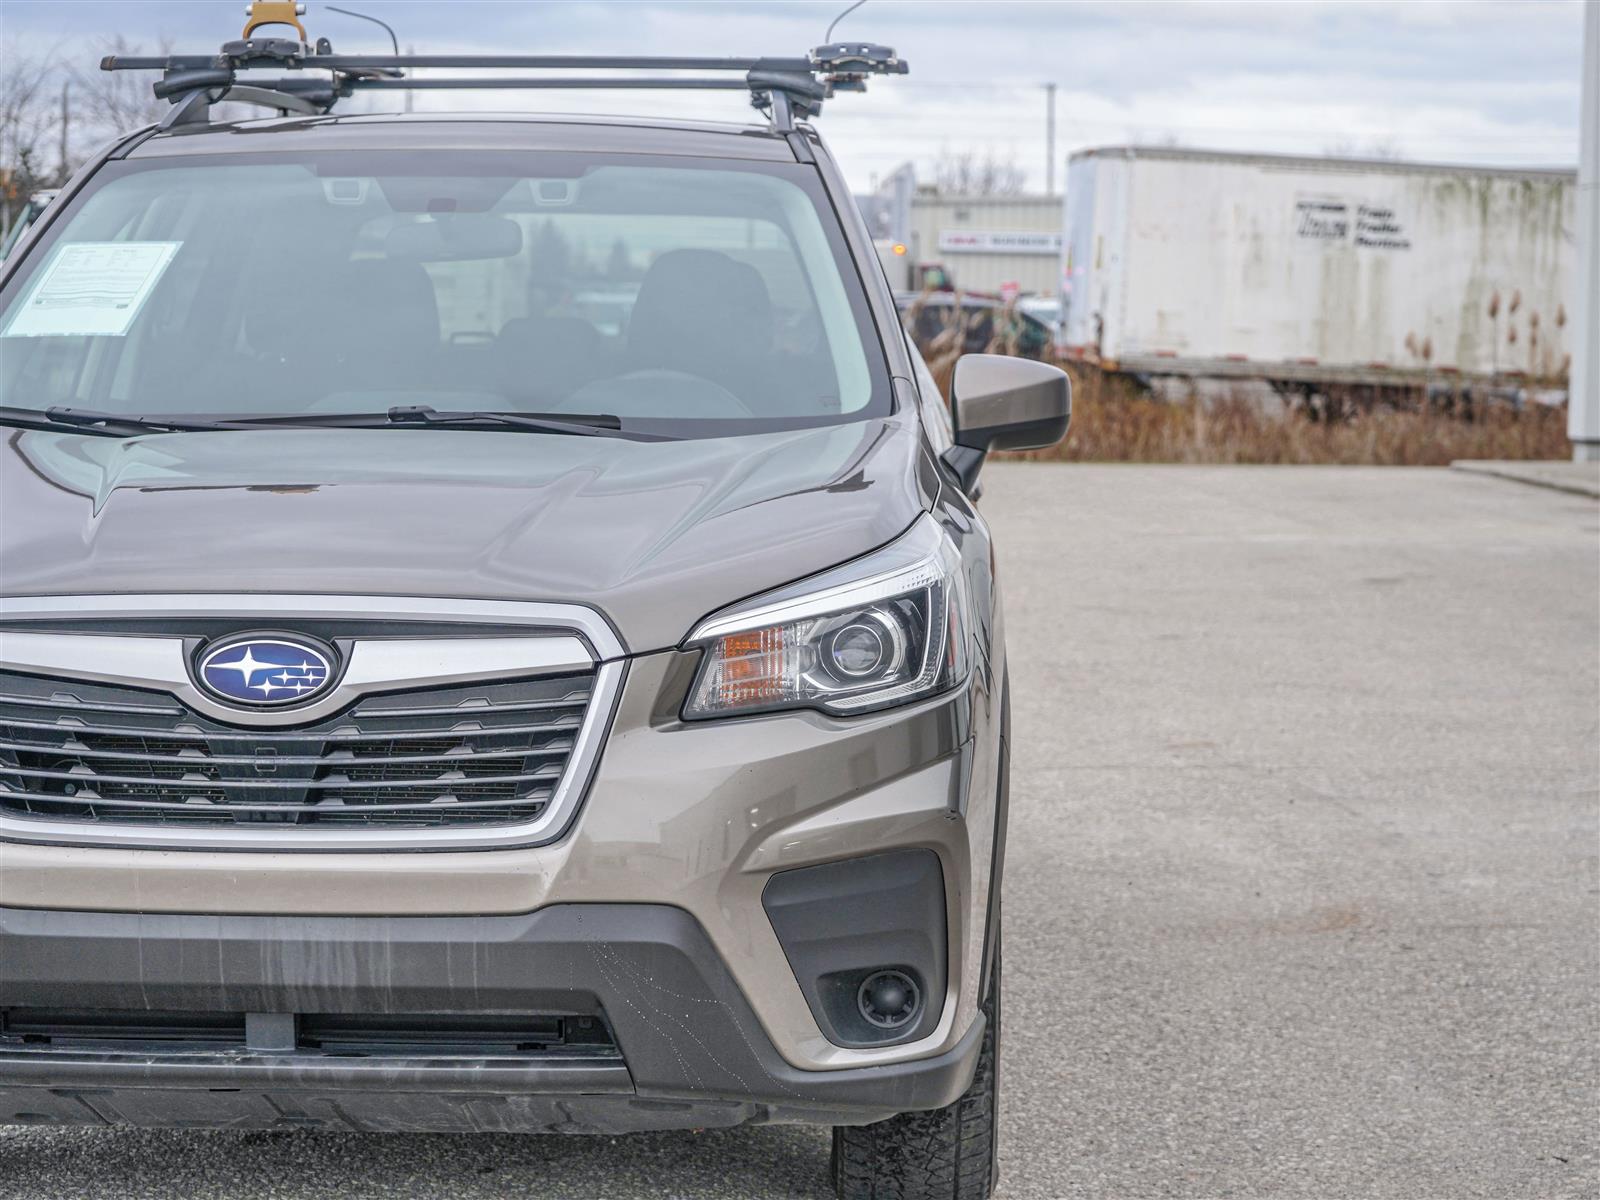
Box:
[1057,147,1578,389]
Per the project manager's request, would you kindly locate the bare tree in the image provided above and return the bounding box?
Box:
[1,38,177,240]
[930,151,1027,197]
[0,51,64,235]
[1322,138,1404,161]
[71,36,175,144]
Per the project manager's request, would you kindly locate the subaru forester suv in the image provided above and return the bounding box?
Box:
[0,16,1068,1199]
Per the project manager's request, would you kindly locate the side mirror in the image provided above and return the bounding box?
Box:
[942,354,1071,492]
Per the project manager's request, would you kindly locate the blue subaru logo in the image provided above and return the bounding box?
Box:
[196,636,336,707]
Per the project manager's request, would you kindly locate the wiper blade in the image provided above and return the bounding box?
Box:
[382,406,677,442]
[0,406,236,438]
[205,406,676,441]
[0,405,677,442]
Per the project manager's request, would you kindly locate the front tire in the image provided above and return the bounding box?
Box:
[830,929,1002,1200]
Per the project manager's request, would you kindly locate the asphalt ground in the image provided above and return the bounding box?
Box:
[2,463,1596,1199]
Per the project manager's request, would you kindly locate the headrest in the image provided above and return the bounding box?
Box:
[628,249,772,382]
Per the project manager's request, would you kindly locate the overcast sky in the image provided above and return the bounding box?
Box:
[2,0,1586,191]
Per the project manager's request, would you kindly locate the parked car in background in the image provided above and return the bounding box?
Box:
[1017,294,1060,335]
[897,290,1055,359]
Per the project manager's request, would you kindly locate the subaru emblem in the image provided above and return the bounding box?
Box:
[195,635,336,707]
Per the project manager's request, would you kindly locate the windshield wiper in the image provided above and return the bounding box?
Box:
[0,405,678,442]
[381,406,676,441]
[147,406,678,442]
[0,406,240,438]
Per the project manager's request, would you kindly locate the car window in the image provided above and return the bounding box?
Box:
[0,151,890,438]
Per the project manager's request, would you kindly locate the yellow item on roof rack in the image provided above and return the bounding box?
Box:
[242,1,308,41]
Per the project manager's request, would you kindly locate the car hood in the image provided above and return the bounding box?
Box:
[0,415,934,654]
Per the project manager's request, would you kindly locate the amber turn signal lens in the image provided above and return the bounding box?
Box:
[716,627,787,704]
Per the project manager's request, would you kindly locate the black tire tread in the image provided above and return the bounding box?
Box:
[830,931,1001,1200]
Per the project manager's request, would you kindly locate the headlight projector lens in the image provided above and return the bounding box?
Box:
[824,612,902,681]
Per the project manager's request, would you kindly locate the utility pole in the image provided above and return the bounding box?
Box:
[1572,0,1599,460]
[58,80,70,185]
[1044,83,1057,196]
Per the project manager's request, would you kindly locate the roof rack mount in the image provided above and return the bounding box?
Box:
[102,32,908,135]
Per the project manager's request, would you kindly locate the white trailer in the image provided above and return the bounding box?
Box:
[1057,147,1578,390]
[1570,0,1599,458]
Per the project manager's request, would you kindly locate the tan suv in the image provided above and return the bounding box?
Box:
[0,12,1068,1198]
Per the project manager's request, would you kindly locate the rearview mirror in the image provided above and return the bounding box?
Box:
[943,354,1071,492]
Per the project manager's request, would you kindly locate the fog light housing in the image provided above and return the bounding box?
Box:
[761,849,946,1047]
[857,969,921,1030]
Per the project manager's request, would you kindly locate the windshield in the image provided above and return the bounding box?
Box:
[0,150,890,437]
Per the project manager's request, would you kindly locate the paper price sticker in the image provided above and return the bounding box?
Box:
[3,241,181,338]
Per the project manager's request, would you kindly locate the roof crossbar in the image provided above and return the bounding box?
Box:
[104,39,906,135]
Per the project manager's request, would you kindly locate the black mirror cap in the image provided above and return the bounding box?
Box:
[950,354,1071,455]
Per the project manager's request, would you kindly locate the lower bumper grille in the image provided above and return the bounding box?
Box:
[1,1008,618,1059]
[0,670,594,831]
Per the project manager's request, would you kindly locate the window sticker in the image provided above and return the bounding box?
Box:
[2,241,180,338]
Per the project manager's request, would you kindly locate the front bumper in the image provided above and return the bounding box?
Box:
[0,646,1005,1107]
[0,903,983,1131]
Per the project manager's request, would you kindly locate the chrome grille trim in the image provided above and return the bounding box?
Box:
[0,594,627,852]
[0,789,565,814]
[0,712,584,742]
[0,594,627,660]
[0,691,186,717]
[2,763,570,790]
[0,631,596,729]
[0,741,573,767]
[0,662,624,851]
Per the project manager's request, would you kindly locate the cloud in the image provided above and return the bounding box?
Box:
[1,0,1583,189]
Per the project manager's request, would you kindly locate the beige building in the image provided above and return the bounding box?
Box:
[905,193,1062,295]
[859,165,1062,296]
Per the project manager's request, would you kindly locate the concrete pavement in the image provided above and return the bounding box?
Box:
[3,464,1595,1199]
[1450,459,1600,499]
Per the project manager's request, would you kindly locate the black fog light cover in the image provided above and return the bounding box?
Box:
[762,849,946,1048]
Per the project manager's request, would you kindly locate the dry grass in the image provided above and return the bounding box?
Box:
[915,332,1573,466]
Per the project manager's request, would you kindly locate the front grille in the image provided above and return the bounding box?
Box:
[1,1008,619,1059]
[0,670,594,830]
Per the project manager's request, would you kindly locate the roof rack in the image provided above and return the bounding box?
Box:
[100,2,907,136]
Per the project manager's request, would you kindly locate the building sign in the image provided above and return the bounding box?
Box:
[1295,197,1410,250]
[1295,197,1351,241]
[937,230,1062,255]
[1352,204,1410,250]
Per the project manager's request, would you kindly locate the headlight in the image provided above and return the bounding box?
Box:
[683,515,970,719]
